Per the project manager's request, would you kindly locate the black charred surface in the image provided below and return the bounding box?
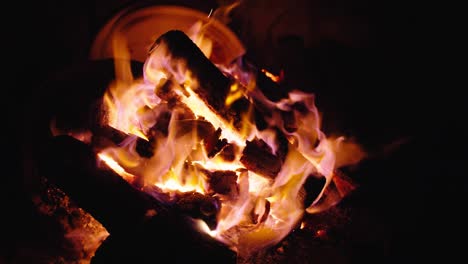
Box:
[208,138,229,158]
[218,143,238,162]
[240,138,283,178]
[175,192,220,230]
[135,137,155,158]
[91,125,128,149]
[208,170,238,196]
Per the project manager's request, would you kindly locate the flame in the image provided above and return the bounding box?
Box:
[188,21,213,59]
[98,153,135,182]
[103,32,161,140]
[261,69,281,83]
[93,3,365,258]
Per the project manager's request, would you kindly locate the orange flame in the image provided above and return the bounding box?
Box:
[261,69,281,83]
[98,153,135,182]
[95,4,365,257]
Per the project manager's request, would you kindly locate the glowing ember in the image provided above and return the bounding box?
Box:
[92,6,365,258]
[261,69,281,83]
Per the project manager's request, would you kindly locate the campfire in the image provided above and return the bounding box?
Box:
[41,4,366,263]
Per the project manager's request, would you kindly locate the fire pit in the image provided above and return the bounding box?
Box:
[13,1,444,264]
[29,3,367,263]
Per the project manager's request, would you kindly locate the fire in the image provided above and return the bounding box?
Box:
[261,69,281,83]
[97,153,135,182]
[92,5,365,258]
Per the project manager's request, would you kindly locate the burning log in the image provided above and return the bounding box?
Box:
[175,192,220,230]
[150,30,233,114]
[240,138,283,178]
[149,30,293,134]
[39,135,235,263]
[91,125,128,150]
[240,129,289,178]
[207,170,238,196]
[148,30,295,178]
[148,30,253,132]
[40,135,164,235]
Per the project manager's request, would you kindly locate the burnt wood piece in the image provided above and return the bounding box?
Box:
[151,30,232,113]
[240,138,283,178]
[207,170,239,196]
[218,143,238,161]
[40,135,236,263]
[136,117,219,158]
[240,129,289,179]
[91,125,128,150]
[175,192,220,230]
[205,128,227,158]
[40,135,165,235]
[151,31,296,140]
[150,30,251,131]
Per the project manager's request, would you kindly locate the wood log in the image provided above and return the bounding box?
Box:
[39,135,165,235]
[240,128,289,178]
[206,170,239,197]
[240,138,283,178]
[151,30,232,113]
[175,192,220,230]
[150,31,296,178]
[150,30,250,132]
[39,135,236,263]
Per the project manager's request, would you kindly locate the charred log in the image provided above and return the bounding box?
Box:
[151,30,232,113]
[175,192,220,230]
[40,135,165,235]
[204,127,229,158]
[39,135,235,263]
[150,30,251,131]
[240,130,289,178]
[240,138,282,178]
[91,125,128,150]
[207,170,239,196]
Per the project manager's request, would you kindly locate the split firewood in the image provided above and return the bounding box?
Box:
[41,135,236,263]
[150,30,231,110]
[148,30,250,131]
[40,135,166,235]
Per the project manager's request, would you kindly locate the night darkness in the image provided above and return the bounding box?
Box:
[2,0,465,263]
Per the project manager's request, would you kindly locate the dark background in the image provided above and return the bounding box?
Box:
[2,0,465,263]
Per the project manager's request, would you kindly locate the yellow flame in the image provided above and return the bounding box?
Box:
[98,153,135,181]
[261,69,281,83]
[188,21,213,59]
[155,173,205,194]
[225,83,244,107]
[181,87,246,147]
